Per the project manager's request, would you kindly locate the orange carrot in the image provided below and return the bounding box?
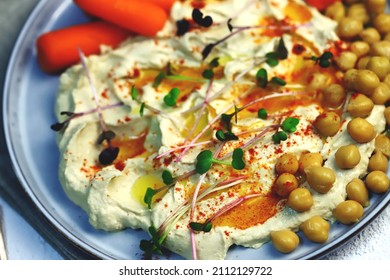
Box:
[36,21,131,74]
[144,0,176,12]
[73,0,168,37]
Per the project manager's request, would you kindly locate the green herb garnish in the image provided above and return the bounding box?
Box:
[281,117,299,133]
[257,108,268,119]
[189,221,213,232]
[164,88,180,107]
[195,148,245,174]
[215,129,239,141]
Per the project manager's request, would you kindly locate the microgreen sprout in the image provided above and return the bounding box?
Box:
[272,117,299,144]
[256,68,286,88]
[162,170,174,185]
[257,108,268,119]
[215,129,239,142]
[175,8,214,37]
[189,221,213,232]
[143,169,197,209]
[282,117,299,133]
[195,148,245,174]
[163,88,180,107]
[176,19,191,36]
[310,51,333,68]
[78,48,120,165]
[192,8,213,28]
[272,131,288,144]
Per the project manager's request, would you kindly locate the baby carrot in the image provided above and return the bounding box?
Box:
[36,21,131,74]
[73,0,168,36]
[144,0,176,12]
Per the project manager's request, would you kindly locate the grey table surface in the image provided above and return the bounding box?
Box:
[0,0,389,260]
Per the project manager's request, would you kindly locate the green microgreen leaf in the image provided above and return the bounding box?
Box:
[270,77,286,86]
[163,87,180,107]
[227,18,233,32]
[265,52,279,67]
[189,221,213,232]
[209,57,220,68]
[276,37,288,60]
[257,108,268,119]
[162,170,174,185]
[196,150,213,174]
[131,86,139,100]
[319,59,331,68]
[232,148,245,170]
[139,102,145,116]
[144,187,158,209]
[221,113,234,131]
[281,117,299,133]
[192,8,213,28]
[153,71,166,88]
[272,131,288,144]
[202,43,215,60]
[311,51,333,68]
[202,69,214,79]
[97,130,116,145]
[99,146,119,165]
[256,68,268,88]
[320,51,333,60]
[215,129,238,142]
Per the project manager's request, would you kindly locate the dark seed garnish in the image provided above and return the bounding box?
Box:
[99,146,119,165]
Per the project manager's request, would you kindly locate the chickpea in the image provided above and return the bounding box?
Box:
[273,173,298,197]
[359,28,381,44]
[275,153,299,174]
[306,166,336,194]
[298,152,323,174]
[371,83,390,105]
[350,41,370,58]
[365,170,390,193]
[335,51,357,71]
[313,112,341,137]
[348,4,370,24]
[346,178,369,207]
[356,56,370,70]
[347,117,376,143]
[323,84,346,108]
[335,144,361,169]
[333,200,364,224]
[343,69,358,90]
[337,17,363,40]
[368,151,388,172]
[287,188,313,212]
[366,56,390,80]
[347,93,374,117]
[270,230,299,254]
[384,107,390,125]
[308,72,330,91]
[384,73,390,87]
[384,32,390,42]
[355,69,380,96]
[373,14,390,34]
[325,1,345,22]
[370,41,390,60]
[375,134,390,157]
[300,216,330,243]
[365,0,386,14]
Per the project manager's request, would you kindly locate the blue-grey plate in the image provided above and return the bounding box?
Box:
[3,0,390,260]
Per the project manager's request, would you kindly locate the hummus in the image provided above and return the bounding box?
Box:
[53,0,388,259]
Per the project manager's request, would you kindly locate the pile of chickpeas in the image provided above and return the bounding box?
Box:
[270,0,390,254]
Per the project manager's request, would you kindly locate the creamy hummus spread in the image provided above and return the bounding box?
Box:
[53,0,387,259]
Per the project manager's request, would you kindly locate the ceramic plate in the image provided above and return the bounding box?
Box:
[3,0,390,260]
